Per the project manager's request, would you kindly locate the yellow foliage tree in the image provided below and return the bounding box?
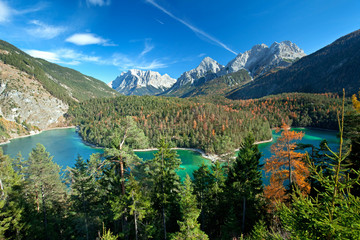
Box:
[352,91,360,112]
[264,123,310,208]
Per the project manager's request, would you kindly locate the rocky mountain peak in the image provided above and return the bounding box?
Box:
[219,40,306,77]
[270,41,305,59]
[197,56,223,73]
[108,69,176,96]
[174,57,223,86]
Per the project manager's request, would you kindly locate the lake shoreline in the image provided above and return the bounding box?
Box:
[0,126,75,146]
[1,125,274,162]
[134,137,274,162]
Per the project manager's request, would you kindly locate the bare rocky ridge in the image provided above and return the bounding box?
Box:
[219,41,306,77]
[108,69,176,95]
[166,57,224,93]
[0,61,68,130]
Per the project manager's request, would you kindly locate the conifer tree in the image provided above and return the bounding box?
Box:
[0,148,26,239]
[24,144,66,239]
[224,133,264,236]
[205,161,226,239]
[278,90,360,239]
[69,155,100,240]
[192,163,213,229]
[102,116,149,235]
[171,175,208,240]
[147,139,181,240]
[111,174,154,240]
[264,123,309,208]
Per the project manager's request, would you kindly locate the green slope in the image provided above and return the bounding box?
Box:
[0,40,118,103]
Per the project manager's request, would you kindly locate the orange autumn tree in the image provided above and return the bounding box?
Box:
[264,123,310,207]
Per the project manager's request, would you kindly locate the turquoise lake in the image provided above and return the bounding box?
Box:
[1,127,339,179]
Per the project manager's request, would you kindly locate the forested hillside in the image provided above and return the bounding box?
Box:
[68,93,343,154]
[68,95,271,154]
[0,40,118,104]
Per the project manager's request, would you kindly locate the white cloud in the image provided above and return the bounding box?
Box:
[140,39,154,57]
[146,0,237,55]
[25,38,167,71]
[27,20,66,39]
[0,1,45,23]
[25,48,103,66]
[198,53,206,58]
[112,53,167,71]
[86,0,111,7]
[0,1,12,23]
[25,49,60,62]
[66,33,113,46]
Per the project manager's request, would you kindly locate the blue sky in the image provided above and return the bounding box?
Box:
[0,0,359,83]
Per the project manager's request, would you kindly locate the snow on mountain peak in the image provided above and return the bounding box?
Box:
[220,41,306,77]
[108,69,176,95]
[173,57,223,87]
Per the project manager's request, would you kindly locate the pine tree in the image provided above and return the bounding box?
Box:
[102,116,149,235]
[23,144,66,239]
[171,175,208,240]
[224,133,264,236]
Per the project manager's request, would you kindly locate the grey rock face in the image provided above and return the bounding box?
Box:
[108,69,176,95]
[0,62,68,129]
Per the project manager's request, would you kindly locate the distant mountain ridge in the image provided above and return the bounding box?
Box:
[108,69,176,96]
[227,29,360,99]
[219,41,305,77]
[164,41,305,97]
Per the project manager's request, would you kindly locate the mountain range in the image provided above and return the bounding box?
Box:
[227,29,360,99]
[108,69,176,96]
[108,41,306,97]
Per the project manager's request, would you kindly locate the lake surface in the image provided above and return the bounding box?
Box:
[1,127,339,179]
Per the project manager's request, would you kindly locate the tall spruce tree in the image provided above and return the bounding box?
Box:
[192,163,213,230]
[69,155,101,240]
[171,175,208,240]
[147,139,181,240]
[205,161,226,239]
[223,134,264,237]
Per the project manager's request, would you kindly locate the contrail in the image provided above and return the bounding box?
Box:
[146,0,237,55]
